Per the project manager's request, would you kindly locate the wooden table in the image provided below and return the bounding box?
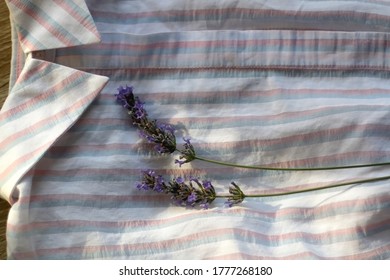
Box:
[0,1,12,260]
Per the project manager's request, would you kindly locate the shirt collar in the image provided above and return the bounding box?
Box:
[1,0,109,203]
[6,0,101,52]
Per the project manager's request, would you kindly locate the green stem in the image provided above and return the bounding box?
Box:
[215,175,390,199]
[194,155,390,171]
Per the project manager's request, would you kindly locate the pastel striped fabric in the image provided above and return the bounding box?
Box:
[6,0,100,52]
[0,56,108,202]
[1,0,389,259]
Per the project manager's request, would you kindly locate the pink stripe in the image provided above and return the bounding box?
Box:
[8,0,74,47]
[11,219,390,259]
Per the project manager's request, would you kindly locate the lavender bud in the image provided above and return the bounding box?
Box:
[175,137,196,167]
[115,86,176,154]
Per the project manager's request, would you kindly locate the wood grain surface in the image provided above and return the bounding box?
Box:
[0,1,12,260]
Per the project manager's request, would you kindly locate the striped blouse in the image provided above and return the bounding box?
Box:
[0,0,389,259]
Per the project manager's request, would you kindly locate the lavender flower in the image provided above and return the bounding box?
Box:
[115,85,134,109]
[136,170,217,209]
[225,182,246,207]
[115,86,176,154]
[136,170,165,192]
[175,137,196,167]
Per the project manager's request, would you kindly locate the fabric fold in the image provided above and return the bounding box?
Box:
[0,56,109,203]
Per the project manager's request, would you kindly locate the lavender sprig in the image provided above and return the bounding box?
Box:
[136,170,217,209]
[115,86,390,171]
[115,85,176,154]
[136,171,390,208]
[116,85,390,209]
